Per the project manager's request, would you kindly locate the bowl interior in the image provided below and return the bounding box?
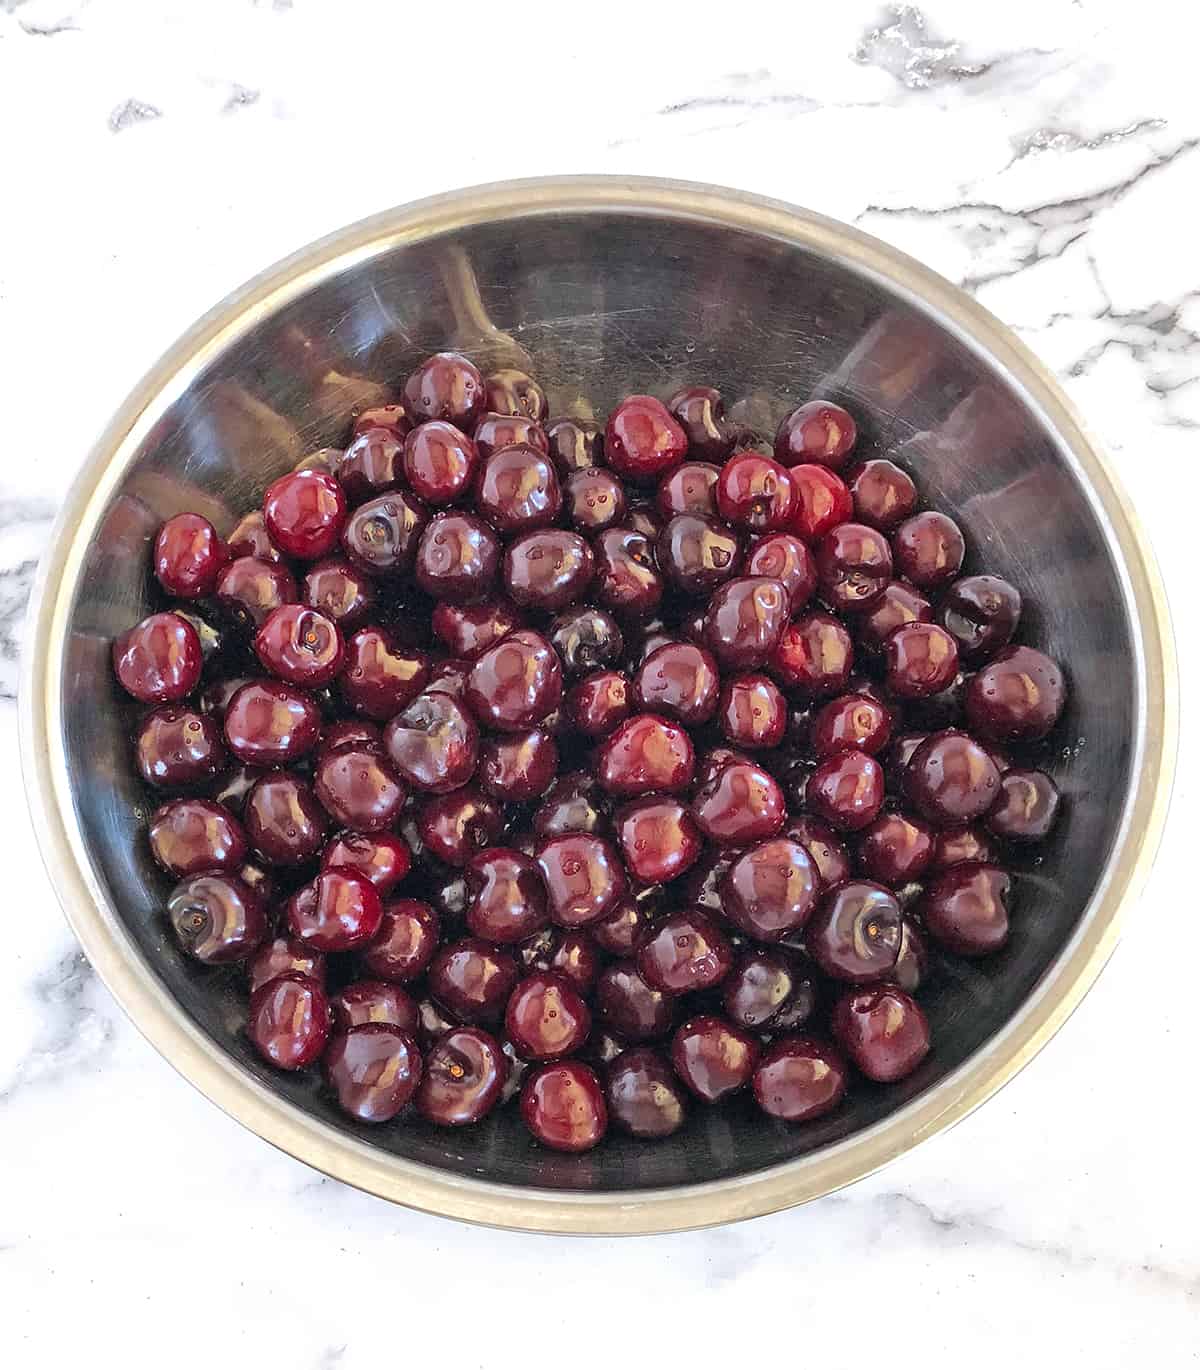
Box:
[60,204,1131,1192]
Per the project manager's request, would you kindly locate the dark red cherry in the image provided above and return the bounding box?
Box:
[716,452,796,531]
[605,394,688,482]
[533,772,610,838]
[520,1061,607,1151]
[473,413,549,463]
[302,558,376,630]
[340,626,429,720]
[692,760,785,846]
[718,673,787,750]
[721,949,802,1030]
[536,833,626,927]
[545,417,602,474]
[148,798,247,877]
[403,351,484,428]
[632,642,719,726]
[466,848,549,943]
[788,464,853,542]
[549,606,624,677]
[419,788,503,867]
[931,824,999,871]
[336,427,404,506]
[483,368,548,422]
[506,971,591,1060]
[832,985,930,1082]
[810,692,892,757]
[431,598,523,660]
[477,729,558,802]
[746,533,817,612]
[775,401,857,468]
[753,1036,847,1121]
[769,611,854,698]
[362,898,440,982]
[656,461,721,519]
[986,768,1060,842]
[847,459,917,530]
[893,511,965,589]
[704,576,790,670]
[113,612,203,703]
[624,501,661,543]
[287,866,382,950]
[313,746,405,832]
[263,470,345,560]
[476,444,561,533]
[721,839,818,940]
[656,514,741,597]
[254,605,344,688]
[884,623,959,699]
[857,581,933,656]
[340,491,429,578]
[566,670,631,738]
[904,730,1002,824]
[965,645,1066,742]
[671,1015,759,1102]
[322,721,384,759]
[940,575,1021,663]
[593,527,664,622]
[248,973,330,1069]
[200,676,254,723]
[428,937,519,1023]
[923,862,1011,955]
[466,629,563,733]
[351,404,411,442]
[380,690,477,795]
[415,512,499,603]
[227,510,282,563]
[591,900,647,957]
[637,909,732,994]
[503,529,595,611]
[520,928,601,995]
[321,830,410,892]
[243,773,327,866]
[331,980,419,1033]
[668,385,735,462]
[595,962,674,1041]
[807,751,885,831]
[857,812,935,885]
[417,1026,507,1125]
[223,680,321,766]
[153,513,226,599]
[167,872,267,962]
[562,467,625,533]
[596,713,694,798]
[135,706,226,789]
[817,522,893,613]
[324,1024,422,1122]
[785,816,852,889]
[400,421,477,506]
[605,1047,686,1138]
[806,880,902,982]
[247,935,325,993]
[616,796,702,885]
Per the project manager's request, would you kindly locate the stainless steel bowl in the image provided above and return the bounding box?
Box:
[20,177,1176,1234]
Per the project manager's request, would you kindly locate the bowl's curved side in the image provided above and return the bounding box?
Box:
[19,176,1177,1235]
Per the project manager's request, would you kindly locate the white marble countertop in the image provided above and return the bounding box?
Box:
[2,0,1197,1363]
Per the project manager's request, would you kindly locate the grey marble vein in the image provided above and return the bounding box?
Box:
[224,83,260,113]
[854,3,989,88]
[108,99,163,134]
[19,16,77,35]
[1010,118,1167,163]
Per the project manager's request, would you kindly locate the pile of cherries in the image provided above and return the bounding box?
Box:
[112,350,1066,1153]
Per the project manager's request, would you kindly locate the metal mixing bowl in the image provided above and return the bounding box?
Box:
[20,177,1176,1234]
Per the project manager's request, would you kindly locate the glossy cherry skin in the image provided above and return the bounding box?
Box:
[352,404,411,442]
[807,751,885,832]
[263,470,345,560]
[227,510,282,563]
[753,1036,847,1122]
[483,368,548,422]
[986,768,1060,842]
[923,861,1011,955]
[637,909,733,994]
[605,394,688,482]
[223,680,321,766]
[431,598,522,660]
[400,420,477,506]
[336,427,404,505]
[167,872,267,963]
[721,839,819,941]
[324,1024,423,1122]
[340,491,429,578]
[340,626,429,720]
[590,900,647,957]
[631,641,718,727]
[857,812,935,884]
[415,512,500,604]
[419,788,504,867]
[248,973,330,1069]
[832,985,930,1082]
[810,692,892,758]
[563,468,626,533]
[403,351,484,428]
[473,411,549,462]
[884,622,959,699]
[596,713,695,797]
[744,535,815,613]
[243,773,327,866]
[722,949,805,1030]
[503,529,595,611]
[536,834,627,927]
[940,574,1021,663]
[254,605,344,689]
[153,513,226,599]
[135,707,226,789]
[931,824,999,871]
[657,461,720,519]
[788,464,854,542]
[785,816,852,889]
[602,1046,685,1140]
[428,938,519,1023]
[716,452,796,532]
[595,962,674,1041]
[718,673,787,750]
[321,830,410,892]
[287,866,383,951]
[545,417,602,474]
[113,612,203,703]
[816,522,893,613]
[533,772,610,838]
[418,1026,509,1125]
[893,511,965,589]
[806,880,902,982]
[313,746,405,832]
[506,971,592,1060]
[549,606,624,678]
[521,1060,608,1151]
[846,458,917,531]
[616,796,702,885]
[769,611,854,698]
[475,446,561,535]
[668,385,735,461]
[904,730,1002,824]
[362,898,440,982]
[593,527,665,622]
[302,558,376,631]
[331,980,420,1033]
[465,848,549,943]
[671,1016,759,1103]
[656,514,742,598]
[466,630,563,733]
[965,645,1066,742]
[384,690,479,794]
[857,580,933,656]
[520,928,601,995]
[247,934,325,993]
[704,576,790,670]
[692,760,785,845]
[148,798,247,877]
[476,730,557,803]
[775,401,857,468]
[566,670,631,738]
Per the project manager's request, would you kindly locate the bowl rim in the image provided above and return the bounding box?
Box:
[19,174,1177,1235]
